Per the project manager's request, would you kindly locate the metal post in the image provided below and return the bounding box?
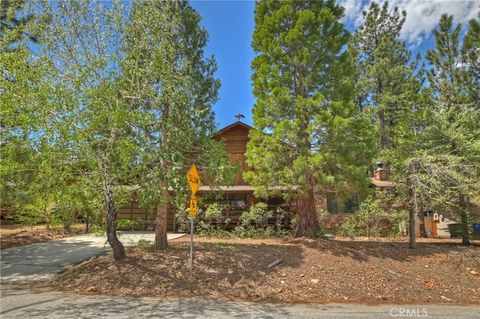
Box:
[189,216,194,278]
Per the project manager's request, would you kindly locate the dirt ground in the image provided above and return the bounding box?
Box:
[49,236,480,305]
[0,224,85,250]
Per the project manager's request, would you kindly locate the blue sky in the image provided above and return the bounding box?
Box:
[190,0,478,129]
[190,1,256,128]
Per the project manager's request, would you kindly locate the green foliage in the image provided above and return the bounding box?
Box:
[1,0,234,257]
[461,15,480,104]
[0,0,42,45]
[233,203,274,238]
[198,203,231,234]
[196,202,295,238]
[338,189,408,237]
[204,203,223,220]
[123,0,234,215]
[197,224,233,238]
[247,0,375,236]
[388,14,480,244]
[0,0,47,218]
[88,224,106,236]
[239,203,271,228]
[16,208,48,227]
[116,218,138,230]
[350,1,422,151]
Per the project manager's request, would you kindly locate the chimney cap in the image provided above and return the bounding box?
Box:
[376,161,384,169]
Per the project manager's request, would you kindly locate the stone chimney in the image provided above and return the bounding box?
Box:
[373,161,389,181]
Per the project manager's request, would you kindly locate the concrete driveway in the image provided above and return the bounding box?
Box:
[0,232,185,283]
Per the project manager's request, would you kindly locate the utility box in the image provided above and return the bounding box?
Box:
[473,224,480,239]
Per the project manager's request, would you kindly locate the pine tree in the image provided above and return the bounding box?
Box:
[423,14,480,245]
[392,14,479,248]
[350,1,426,248]
[461,14,479,108]
[246,0,374,237]
[350,1,420,152]
[123,0,233,249]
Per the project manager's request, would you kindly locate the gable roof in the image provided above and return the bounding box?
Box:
[213,121,252,136]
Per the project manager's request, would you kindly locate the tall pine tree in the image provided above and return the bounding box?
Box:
[246,0,374,237]
[123,0,233,249]
[350,1,425,247]
[350,1,420,153]
[422,14,480,245]
[392,14,479,247]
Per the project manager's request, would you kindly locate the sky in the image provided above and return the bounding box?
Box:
[190,0,479,129]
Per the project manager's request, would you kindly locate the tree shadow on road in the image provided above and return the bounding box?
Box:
[1,286,294,318]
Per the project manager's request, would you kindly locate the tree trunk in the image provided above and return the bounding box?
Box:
[460,194,471,245]
[409,186,418,249]
[409,210,416,249]
[85,215,90,233]
[379,110,387,150]
[105,183,125,260]
[294,180,320,237]
[155,189,169,250]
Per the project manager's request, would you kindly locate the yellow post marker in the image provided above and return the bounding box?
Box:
[186,164,201,278]
[189,194,198,217]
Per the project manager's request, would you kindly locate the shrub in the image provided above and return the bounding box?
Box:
[16,209,48,229]
[338,189,408,237]
[175,207,191,232]
[116,218,138,230]
[203,203,231,230]
[233,203,274,237]
[240,202,271,228]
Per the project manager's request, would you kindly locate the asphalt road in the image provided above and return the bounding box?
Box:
[0,287,478,319]
[0,232,185,282]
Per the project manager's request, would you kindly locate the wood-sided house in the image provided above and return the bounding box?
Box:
[117,121,290,231]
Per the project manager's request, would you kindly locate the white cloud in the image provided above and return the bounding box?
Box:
[340,0,369,26]
[340,0,479,47]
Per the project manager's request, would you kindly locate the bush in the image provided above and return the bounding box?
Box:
[178,201,295,238]
[233,203,274,237]
[203,203,231,231]
[116,218,138,230]
[338,189,408,237]
[16,209,48,229]
[88,224,106,236]
[240,202,272,228]
[174,206,191,232]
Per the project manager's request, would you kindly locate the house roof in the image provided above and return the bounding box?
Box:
[199,185,254,192]
[198,185,297,192]
[213,121,252,136]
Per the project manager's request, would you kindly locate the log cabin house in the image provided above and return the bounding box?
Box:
[116,120,291,231]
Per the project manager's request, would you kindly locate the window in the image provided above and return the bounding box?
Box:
[226,193,247,210]
[327,193,359,213]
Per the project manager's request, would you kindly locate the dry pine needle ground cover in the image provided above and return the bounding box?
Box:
[49,236,480,304]
[0,224,85,250]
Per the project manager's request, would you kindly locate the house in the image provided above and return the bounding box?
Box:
[116,120,290,231]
